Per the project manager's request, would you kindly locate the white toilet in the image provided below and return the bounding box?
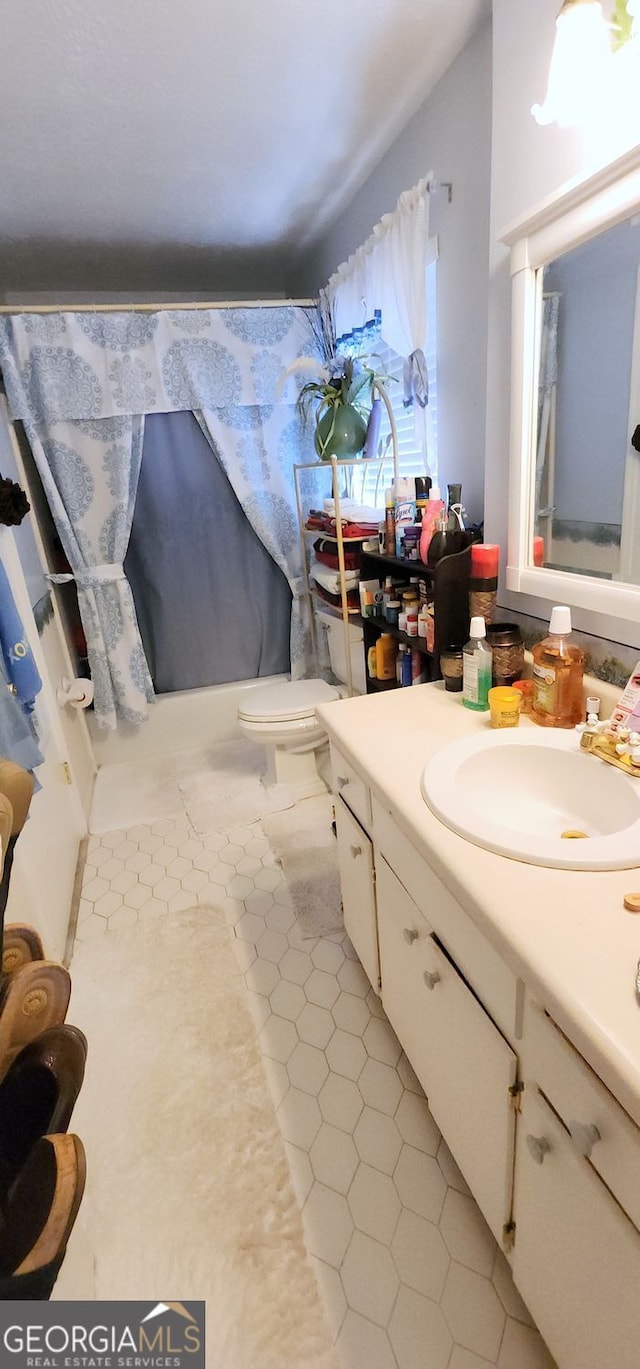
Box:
[237,611,365,797]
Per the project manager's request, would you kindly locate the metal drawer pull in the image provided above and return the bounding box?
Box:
[403,928,419,945]
[350,844,362,858]
[526,1134,551,1165]
[423,970,441,991]
[336,775,349,789]
[568,1121,601,1158]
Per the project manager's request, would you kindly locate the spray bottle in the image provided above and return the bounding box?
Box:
[394,477,417,556]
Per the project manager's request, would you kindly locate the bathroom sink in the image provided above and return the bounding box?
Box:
[421,728,640,870]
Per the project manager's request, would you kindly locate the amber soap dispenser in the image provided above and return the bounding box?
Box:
[531,605,585,728]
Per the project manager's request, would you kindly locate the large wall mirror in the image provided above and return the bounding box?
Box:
[502,148,640,628]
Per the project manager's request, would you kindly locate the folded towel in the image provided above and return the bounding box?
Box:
[322,499,383,523]
[313,539,361,573]
[310,561,360,598]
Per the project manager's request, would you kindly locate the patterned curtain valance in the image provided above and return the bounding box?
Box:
[0,307,310,423]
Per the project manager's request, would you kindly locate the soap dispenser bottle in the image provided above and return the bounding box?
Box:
[463,616,492,711]
[531,605,585,728]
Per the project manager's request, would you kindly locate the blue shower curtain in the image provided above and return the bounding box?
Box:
[0,306,322,727]
[125,412,292,692]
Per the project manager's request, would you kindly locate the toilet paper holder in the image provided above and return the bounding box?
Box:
[57,676,94,709]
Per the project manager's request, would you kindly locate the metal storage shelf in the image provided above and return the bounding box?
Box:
[294,452,391,698]
[293,451,472,696]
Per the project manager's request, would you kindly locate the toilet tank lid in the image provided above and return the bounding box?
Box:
[239,678,340,722]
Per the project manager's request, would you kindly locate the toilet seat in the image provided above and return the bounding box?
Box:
[238,678,340,725]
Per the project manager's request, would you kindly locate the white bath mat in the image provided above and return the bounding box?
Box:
[262,795,343,939]
[90,753,186,833]
[57,906,339,1369]
[178,738,295,834]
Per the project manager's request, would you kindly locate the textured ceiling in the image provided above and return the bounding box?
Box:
[0,0,490,295]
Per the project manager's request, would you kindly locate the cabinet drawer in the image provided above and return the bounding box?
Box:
[525,1000,640,1233]
[335,798,379,991]
[372,796,520,1042]
[377,854,517,1244]
[513,1087,640,1369]
[330,744,371,831]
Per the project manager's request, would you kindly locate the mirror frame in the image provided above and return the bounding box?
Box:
[501,146,640,627]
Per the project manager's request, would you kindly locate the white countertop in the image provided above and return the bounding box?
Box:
[317,681,640,1128]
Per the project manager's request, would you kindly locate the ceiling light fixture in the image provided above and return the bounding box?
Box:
[532,0,613,127]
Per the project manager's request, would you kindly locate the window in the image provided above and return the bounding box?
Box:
[352,260,438,509]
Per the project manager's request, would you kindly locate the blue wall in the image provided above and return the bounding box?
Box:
[290,19,493,526]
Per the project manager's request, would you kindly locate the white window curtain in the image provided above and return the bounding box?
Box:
[325,174,439,478]
[326,172,441,470]
[325,174,438,406]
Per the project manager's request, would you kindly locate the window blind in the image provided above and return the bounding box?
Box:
[353,261,438,509]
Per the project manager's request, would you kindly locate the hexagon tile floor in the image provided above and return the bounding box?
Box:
[76,766,556,1369]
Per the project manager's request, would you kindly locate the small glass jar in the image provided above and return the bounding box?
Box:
[486,622,525,686]
[402,591,419,615]
[440,645,464,692]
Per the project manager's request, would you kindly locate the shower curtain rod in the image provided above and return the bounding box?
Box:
[0,297,318,315]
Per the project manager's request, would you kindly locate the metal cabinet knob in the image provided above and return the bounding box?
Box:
[568,1121,601,1158]
[423,970,441,990]
[526,1133,551,1165]
[403,928,419,945]
[336,775,348,790]
[350,844,362,858]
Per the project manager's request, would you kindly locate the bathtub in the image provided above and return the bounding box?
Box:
[88,674,288,768]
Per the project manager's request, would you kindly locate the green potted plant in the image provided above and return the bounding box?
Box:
[277,298,390,461]
[298,355,379,459]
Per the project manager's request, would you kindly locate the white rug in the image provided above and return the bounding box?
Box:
[56,906,338,1369]
[262,796,343,939]
[178,739,295,834]
[90,751,187,833]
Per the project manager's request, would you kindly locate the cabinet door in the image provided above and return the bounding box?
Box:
[377,854,518,1243]
[376,852,434,1089]
[512,1087,640,1369]
[330,744,371,830]
[335,797,379,991]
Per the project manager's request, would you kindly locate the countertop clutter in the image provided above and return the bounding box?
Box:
[318,677,640,1130]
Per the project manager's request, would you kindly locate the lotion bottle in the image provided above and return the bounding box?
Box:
[375,633,397,682]
[531,605,585,728]
[463,616,492,711]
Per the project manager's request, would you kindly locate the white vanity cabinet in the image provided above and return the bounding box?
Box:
[512,1085,640,1369]
[375,851,518,1246]
[331,744,380,992]
[512,1001,640,1368]
[330,749,521,1245]
[321,683,640,1369]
